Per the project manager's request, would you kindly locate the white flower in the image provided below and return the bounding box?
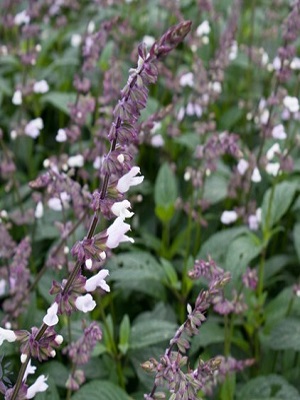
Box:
[12,90,22,105]
[150,121,162,134]
[229,41,238,61]
[71,33,82,47]
[111,200,134,219]
[0,279,6,296]
[67,154,84,168]
[117,154,125,164]
[273,56,281,71]
[116,167,144,193]
[23,359,36,382]
[33,80,49,94]
[248,208,262,231]
[196,20,210,36]
[24,118,44,139]
[283,96,299,113]
[0,327,17,346]
[35,201,44,219]
[151,134,164,147]
[266,142,280,160]
[260,109,269,125]
[179,72,194,87]
[291,57,300,70]
[21,354,28,363]
[266,162,280,176]
[186,102,202,117]
[55,334,63,345]
[48,192,70,211]
[209,81,222,93]
[143,35,155,48]
[220,210,238,225]
[14,10,30,25]
[26,375,48,399]
[56,128,67,142]
[177,106,185,121]
[85,258,93,269]
[251,167,262,183]
[43,302,59,326]
[75,294,96,313]
[237,159,249,175]
[106,217,134,249]
[272,124,286,140]
[85,269,110,292]
[87,20,95,34]
[93,156,103,169]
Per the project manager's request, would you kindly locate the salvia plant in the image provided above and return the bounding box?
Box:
[1,1,300,399]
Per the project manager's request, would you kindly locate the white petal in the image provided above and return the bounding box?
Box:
[75,294,96,313]
[43,302,59,326]
[220,210,238,225]
[251,167,261,183]
[0,327,17,346]
[26,375,48,399]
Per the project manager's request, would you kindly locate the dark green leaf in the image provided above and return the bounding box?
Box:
[118,314,131,355]
[154,163,177,212]
[130,319,177,349]
[267,318,300,351]
[41,92,77,115]
[262,181,298,231]
[71,380,130,400]
[237,374,300,400]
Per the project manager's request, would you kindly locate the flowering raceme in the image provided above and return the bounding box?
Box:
[2,19,192,400]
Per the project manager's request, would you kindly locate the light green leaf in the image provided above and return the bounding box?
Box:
[154,163,177,222]
[267,318,300,351]
[225,233,263,281]
[118,315,130,355]
[71,380,130,400]
[293,222,300,262]
[189,321,224,356]
[174,133,200,149]
[203,174,228,204]
[237,374,300,400]
[41,91,77,115]
[109,252,165,299]
[160,258,179,288]
[130,319,177,349]
[262,181,298,231]
[198,227,249,265]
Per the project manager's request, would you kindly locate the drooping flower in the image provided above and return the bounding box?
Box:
[116,166,144,193]
[283,96,299,113]
[237,159,249,175]
[26,375,48,399]
[196,20,210,37]
[105,217,134,248]
[68,154,84,168]
[33,80,49,94]
[24,118,44,139]
[12,90,22,105]
[43,302,59,327]
[75,294,96,313]
[55,128,67,142]
[0,327,17,346]
[111,200,134,219]
[272,124,287,140]
[85,269,110,292]
[251,167,261,182]
[220,210,238,225]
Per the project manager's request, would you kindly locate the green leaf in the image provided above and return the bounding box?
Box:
[293,222,300,263]
[189,321,224,356]
[99,41,115,71]
[267,318,300,351]
[39,361,69,388]
[154,163,177,222]
[160,258,179,289]
[225,233,263,281]
[220,373,236,400]
[203,174,228,204]
[41,91,77,115]
[118,315,131,355]
[261,181,298,231]
[109,252,166,299]
[198,227,249,265]
[129,319,177,349]
[237,374,300,400]
[71,380,130,400]
[174,132,201,149]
